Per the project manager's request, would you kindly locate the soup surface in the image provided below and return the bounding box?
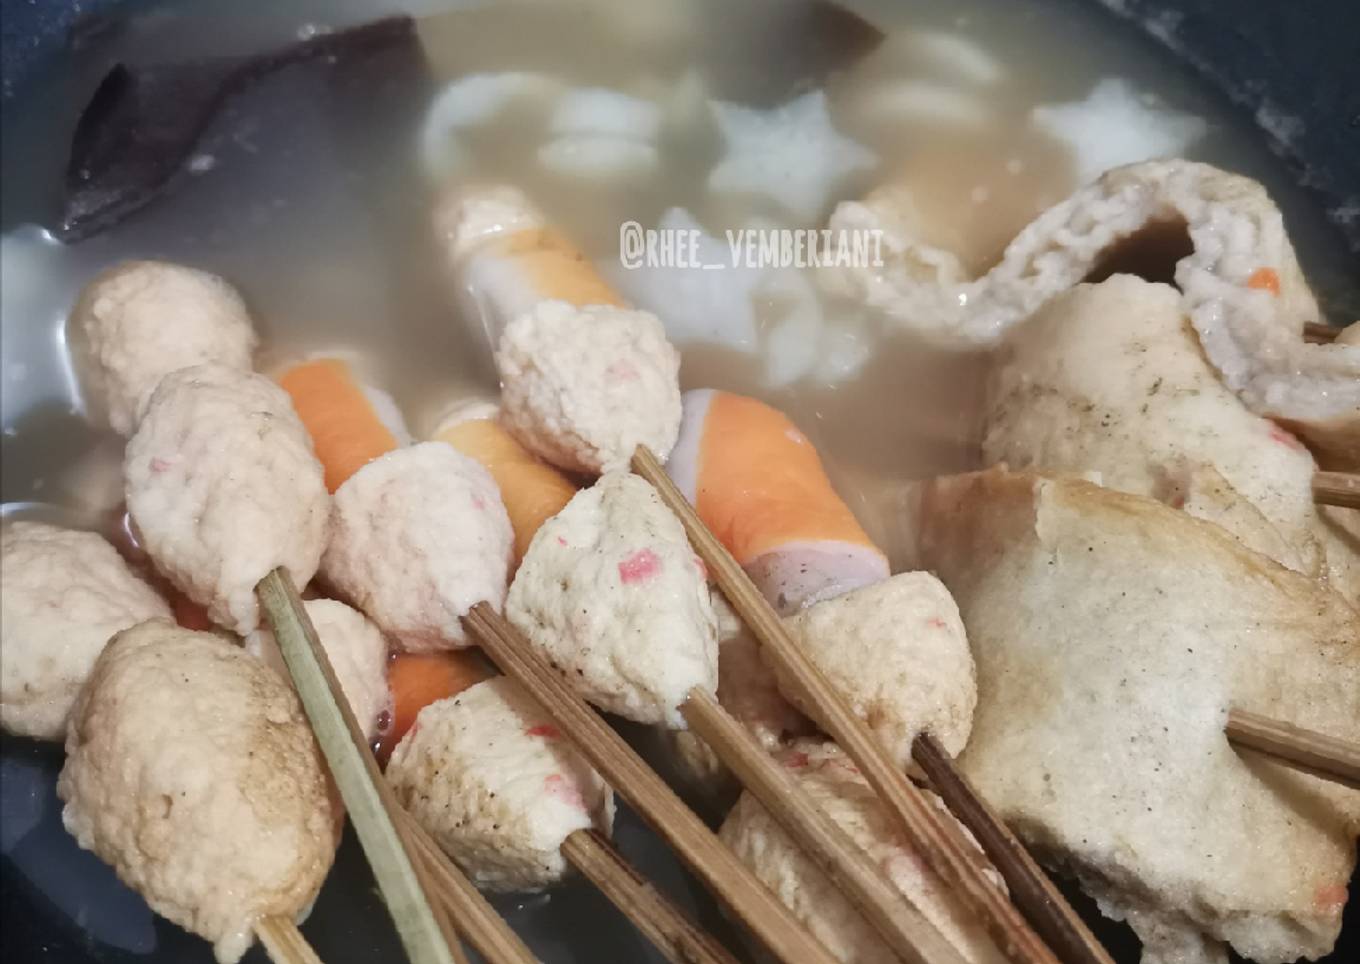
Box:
[1,0,1355,961]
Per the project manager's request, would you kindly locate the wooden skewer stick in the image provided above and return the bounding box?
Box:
[257,916,324,964]
[405,800,742,964]
[464,603,843,964]
[398,811,539,964]
[1313,471,1360,510]
[560,829,743,964]
[256,569,469,964]
[911,735,1115,964]
[1302,322,1338,344]
[1225,708,1360,791]
[682,689,968,964]
[631,446,1060,964]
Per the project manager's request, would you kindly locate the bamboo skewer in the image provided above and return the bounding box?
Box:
[404,795,743,964]
[464,603,843,964]
[560,829,743,964]
[682,689,969,964]
[911,735,1114,964]
[1302,322,1338,344]
[256,569,469,964]
[1225,708,1360,791]
[257,916,325,964]
[1282,321,1355,509]
[398,811,540,964]
[461,606,961,963]
[1313,471,1360,510]
[631,446,1063,964]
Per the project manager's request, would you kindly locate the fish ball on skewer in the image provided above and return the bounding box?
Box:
[775,572,976,768]
[506,471,717,728]
[70,261,257,436]
[245,597,392,741]
[669,389,974,769]
[497,300,682,474]
[124,365,329,635]
[321,441,513,652]
[662,602,817,805]
[0,520,171,740]
[436,185,683,474]
[58,620,339,964]
[386,676,614,893]
[720,740,1005,964]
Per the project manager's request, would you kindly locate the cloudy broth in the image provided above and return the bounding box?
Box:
[3,0,1358,959]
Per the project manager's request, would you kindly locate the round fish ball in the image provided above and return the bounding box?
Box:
[58,620,339,964]
[387,676,614,893]
[321,442,513,652]
[773,572,976,767]
[70,261,257,436]
[497,301,682,474]
[434,183,546,263]
[125,365,329,635]
[720,741,1005,964]
[662,598,816,807]
[0,521,171,740]
[506,472,717,727]
[245,598,391,740]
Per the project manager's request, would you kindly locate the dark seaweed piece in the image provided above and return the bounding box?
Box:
[59,15,417,242]
[701,0,884,106]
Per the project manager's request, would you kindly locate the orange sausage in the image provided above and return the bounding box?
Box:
[277,358,401,492]
[694,392,882,565]
[435,415,577,565]
[376,650,494,764]
[487,227,628,309]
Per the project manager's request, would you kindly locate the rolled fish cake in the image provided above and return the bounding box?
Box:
[827,160,1360,462]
